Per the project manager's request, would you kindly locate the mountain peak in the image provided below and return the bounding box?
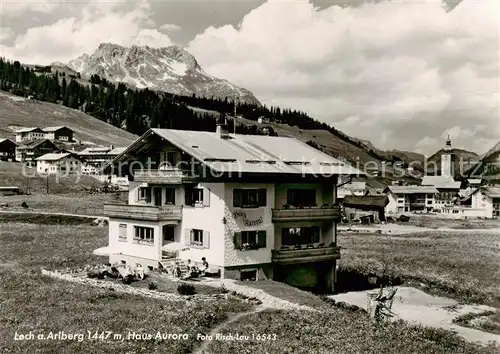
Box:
[58,42,259,104]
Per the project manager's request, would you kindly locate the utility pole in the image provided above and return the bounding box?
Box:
[233,94,237,134]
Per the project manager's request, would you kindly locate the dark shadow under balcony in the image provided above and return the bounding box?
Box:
[104,203,183,222]
[271,245,341,265]
[272,205,341,222]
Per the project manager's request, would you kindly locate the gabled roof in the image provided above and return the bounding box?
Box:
[421,175,461,189]
[36,153,72,161]
[105,128,364,176]
[108,147,126,155]
[342,195,389,208]
[0,138,17,146]
[43,126,71,132]
[78,147,111,155]
[16,139,56,150]
[14,127,43,133]
[386,185,439,194]
[483,186,500,198]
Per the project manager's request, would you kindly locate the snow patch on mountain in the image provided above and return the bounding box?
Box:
[56,43,260,105]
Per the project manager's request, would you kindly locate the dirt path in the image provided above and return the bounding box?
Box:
[191,306,267,354]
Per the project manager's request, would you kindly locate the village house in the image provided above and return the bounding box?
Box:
[341,195,389,223]
[14,127,45,143]
[43,126,74,142]
[336,180,366,200]
[79,145,126,175]
[384,185,438,214]
[36,153,81,175]
[101,123,362,293]
[454,186,500,219]
[0,138,17,161]
[15,139,59,167]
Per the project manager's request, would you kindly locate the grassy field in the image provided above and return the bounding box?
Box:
[206,309,499,354]
[1,192,127,215]
[0,221,253,354]
[338,230,500,307]
[1,217,498,353]
[0,90,136,146]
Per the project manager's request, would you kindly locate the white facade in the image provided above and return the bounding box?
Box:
[15,130,45,142]
[36,154,81,174]
[103,127,358,290]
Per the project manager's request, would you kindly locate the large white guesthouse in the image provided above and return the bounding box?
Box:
[102,122,362,292]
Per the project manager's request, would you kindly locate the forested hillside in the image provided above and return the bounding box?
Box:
[0,58,420,168]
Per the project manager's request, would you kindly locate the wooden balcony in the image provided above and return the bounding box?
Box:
[271,245,341,265]
[103,203,182,222]
[272,206,341,222]
[133,169,198,184]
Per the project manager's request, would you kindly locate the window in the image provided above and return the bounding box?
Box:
[138,187,151,202]
[186,229,210,248]
[233,189,266,208]
[185,187,209,206]
[287,189,316,207]
[281,226,320,246]
[240,269,257,281]
[133,226,154,245]
[234,230,266,250]
[165,188,175,205]
[118,224,127,242]
[166,151,176,166]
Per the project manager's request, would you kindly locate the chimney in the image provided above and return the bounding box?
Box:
[110,144,114,150]
[216,115,230,139]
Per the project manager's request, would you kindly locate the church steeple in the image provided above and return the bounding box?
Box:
[441,135,454,177]
[444,135,452,151]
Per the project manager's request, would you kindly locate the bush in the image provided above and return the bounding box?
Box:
[148,282,158,291]
[218,284,229,294]
[177,283,196,295]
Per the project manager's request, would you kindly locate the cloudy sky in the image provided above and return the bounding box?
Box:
[0,0,498,155]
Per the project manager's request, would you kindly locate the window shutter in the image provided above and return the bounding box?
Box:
[233,189,242,207]
[233,232,242,250]
[146,188,151,203]
[185,188,192,206]
[203,188,210,207]
[203,231,210,248]
[257,230,267,248]
[184,229,191,245]
[258,189,267,206]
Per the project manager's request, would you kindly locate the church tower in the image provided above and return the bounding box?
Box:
[441,135,454,177]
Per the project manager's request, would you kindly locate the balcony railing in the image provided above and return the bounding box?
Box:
[103,203,182,221]
[133,168,198,184]
[271,245,341,265]
[272,205,341,222]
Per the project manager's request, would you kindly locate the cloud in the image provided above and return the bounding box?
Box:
[0,0,57,15]
[188,0,500,154]
[160,24,181,32]
[0,0,174,64]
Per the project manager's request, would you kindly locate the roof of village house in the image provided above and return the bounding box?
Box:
[386,185,439,194]
[16,139,55,150]
[0,138,16,145]
[43,126,71,132]
[108,147,126,155]
[106,128,364,176]
[467,178,482,185]
[14,127,43,133]
[36,152,72,161]
[78,146,112,155]
[466,186,500,199]
[342,195,389,208]
[421,175,461,189]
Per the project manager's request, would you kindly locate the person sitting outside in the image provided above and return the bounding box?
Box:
[186,259,192,271]
[200,257,209,274]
